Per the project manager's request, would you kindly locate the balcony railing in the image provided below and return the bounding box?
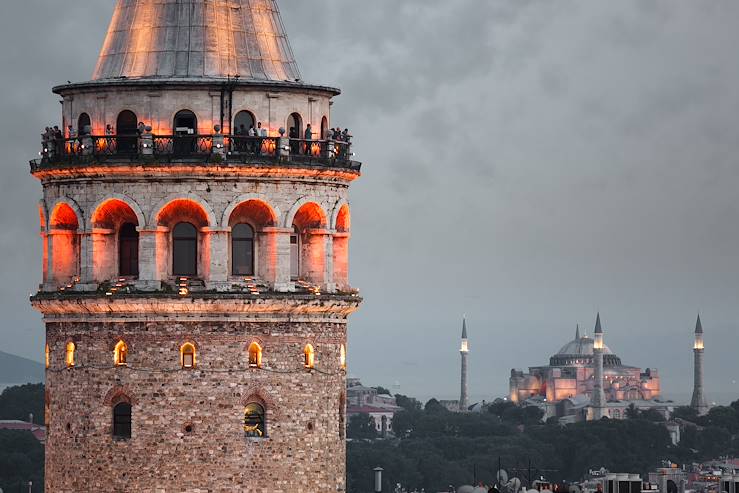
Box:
[32,133,359,172]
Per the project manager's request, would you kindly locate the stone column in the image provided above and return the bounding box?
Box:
[332,232,350,292]
[90,228,115,284]
[77,231,96,291]
[136,228,163,291]
[270,228,292,292]
[206,228,229,289]
[303,229,329,289]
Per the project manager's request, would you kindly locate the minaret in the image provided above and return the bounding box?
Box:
[690,315,709,415]
[459,318,470,412]
[31,1,360,491]
[591,313,607,420]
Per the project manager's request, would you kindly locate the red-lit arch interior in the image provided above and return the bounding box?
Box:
[335,205,350,233]
[156,199,210,229]
[50,203,80,231]
[292,202,327,231]
[228,200,277,229]
[92,199,139,229]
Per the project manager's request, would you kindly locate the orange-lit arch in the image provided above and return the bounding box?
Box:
[50,202,81,231]
[91,197,143,229]
[304,344,315,369]
[65,342,76,368]
[335,204,350,233]
[114,340,128,366]
[180,342,197,369]
[291,201,328,231]
[227,199,277,229]
[155,198,212,229]
[248,342,263,368]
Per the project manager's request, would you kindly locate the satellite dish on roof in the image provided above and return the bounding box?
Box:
[498,469,509,484]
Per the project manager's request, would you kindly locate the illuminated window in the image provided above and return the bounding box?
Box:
[114,340,128,366]
[45,344,50,369]
[173,222,198,276]
[340,344,346,370]
[232,223,255,276]
[181,343,196,369]
[304,344,315,369]
[248,342,262,368]
[113,401,132,439]
[244,403,265,437]
[65,342,76,368]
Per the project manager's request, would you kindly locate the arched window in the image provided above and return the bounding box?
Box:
[287,112,303,154]
[321,116,329,140]
[119,223,139,277]
[65,342,76,368]
[173,222,198,276]
[290,226,300,280]
[340,344,346,370]
[78,113,91,136]
[173,110,198,156]
[181,343,196,369]
[113,401,132,439]
[45,344,50,369]
[244,403,265,437]
[234,110,256,135]
[114,340,128,366]
[304,344,315,369]
[248,342,262,368]
[232,223,255,276]
[116,110,138,154]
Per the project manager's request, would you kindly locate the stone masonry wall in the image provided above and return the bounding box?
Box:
[45,318,348,493]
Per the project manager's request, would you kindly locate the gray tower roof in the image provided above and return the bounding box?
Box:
[594,313,603,334]
[93,0,302,82]
[461,318,468,339]
[695,314,703,334]
[575,324,580,340]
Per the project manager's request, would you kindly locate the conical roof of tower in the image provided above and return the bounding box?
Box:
[695,314,703,334]
[93,0,302,82]
[461,318,468,339]
[575,324,580,340]
[594,313,603,334]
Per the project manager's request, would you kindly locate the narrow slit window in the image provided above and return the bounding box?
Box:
[114,340,128,366]
[65,342,76,368]
[181,343,196,369]
[304,344,315,369]
[248,342,262,368]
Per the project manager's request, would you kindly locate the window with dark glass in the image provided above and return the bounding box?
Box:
[290,228,299,280]
[173,222,198,276]
[232,223,255,276]
[78,113,91,135]
[119,222,139,276]
[116,110,138,154]
[244,403,265,437]
[113,402,132,439]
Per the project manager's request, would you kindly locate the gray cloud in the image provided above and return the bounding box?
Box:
[0,1,738,404]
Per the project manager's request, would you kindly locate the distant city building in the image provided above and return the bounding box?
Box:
[347,378,402,437]
[0,419,45,443]
[510,315,666,421]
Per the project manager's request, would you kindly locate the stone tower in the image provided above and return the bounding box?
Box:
[459,318,469,412]
[31,1,361,491]
[690,315,709,415]
[590,313,607,420]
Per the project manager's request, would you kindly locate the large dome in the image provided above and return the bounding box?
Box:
[550,336,622,367]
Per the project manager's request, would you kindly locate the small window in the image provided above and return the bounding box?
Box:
[45,344,50,369]
[232,223,255,276]
[304,344,315,369]
[173,222,198,276]
[340,344,346,370]
[181,343,196,369]
[78,113,91,136]
[114,340,128,366]
[248,342,262,368]
[65,342,76,368]
[244,403,265,437]
[113,402,132,439]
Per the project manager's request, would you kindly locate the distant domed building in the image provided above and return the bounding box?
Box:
[510,320,662,420]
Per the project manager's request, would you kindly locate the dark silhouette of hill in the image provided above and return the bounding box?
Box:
[0,351,44,384]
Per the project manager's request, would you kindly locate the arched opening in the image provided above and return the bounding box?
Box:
[91,199,140,281]
[248,342,262,368]
[49,203,80,286]
[232,224,255,276]
[65,342,76,368]
[116,110,138,154]
[114,340,128,366]
[304,344,315,369]
[287,112,303,154]
[333,204,351,291]
[228,200,277,278]
[45,344,50,369]
[292,202,328,284]
[173,223,198,276]
[156,199,211,279]
[340,344,346,370]
[113,401,132,439]
[234,110,256,136]
[77,113,91,136]
[243,402,265,437]
[174,109,198,156]
[119,223,139,277]
[180,343,196,369]
[321,116,329,140]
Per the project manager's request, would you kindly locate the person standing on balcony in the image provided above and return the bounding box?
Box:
[304,124,313,155]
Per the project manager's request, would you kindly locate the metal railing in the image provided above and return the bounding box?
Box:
[33,133,359,172]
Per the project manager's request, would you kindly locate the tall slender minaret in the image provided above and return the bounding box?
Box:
[690,315,709,415]
[459,318,469,412]
[591,313,607,420]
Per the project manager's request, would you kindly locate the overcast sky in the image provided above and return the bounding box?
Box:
[1,1,738,404]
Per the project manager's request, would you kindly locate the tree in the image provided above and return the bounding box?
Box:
[347,413,378,440]
[424,398,447,414]
[640,408,666,422]
[672,406,699,423]
[625,403,640,419]
[0,383,44,423]
[0,430,44,493]
[374,386,391,396]
[395,394,422,412]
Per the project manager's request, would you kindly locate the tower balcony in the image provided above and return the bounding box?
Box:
[31,131,360,173]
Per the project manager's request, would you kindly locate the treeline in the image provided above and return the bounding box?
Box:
[346,396,739,493]
[0,384,45,493]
